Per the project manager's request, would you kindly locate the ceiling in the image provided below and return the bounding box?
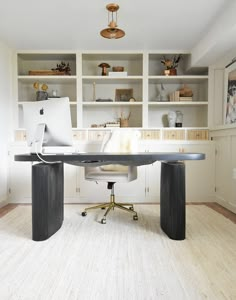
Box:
[0,0,235,66]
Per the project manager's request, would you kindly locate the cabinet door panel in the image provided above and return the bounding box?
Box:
[9,146,31,203]
[183,143,215,202]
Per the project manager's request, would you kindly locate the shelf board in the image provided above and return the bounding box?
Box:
[18,100,77,104]
[149,75,208,84]
[83,101,142,106]
[148,101,208,106]
[82,76,143,84]
[18,75,77,82]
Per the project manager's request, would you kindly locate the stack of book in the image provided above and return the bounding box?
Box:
[169,91,180,101]
[105,121,120,128]
[169,91,193,102]
[109,72,127,77]
[179,96,193,101]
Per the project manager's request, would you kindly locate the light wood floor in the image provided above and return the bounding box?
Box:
[1,202,236,223]
[0,203,235,300]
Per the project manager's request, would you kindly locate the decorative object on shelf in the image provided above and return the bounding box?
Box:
[175,110,183,127]
[52,90,57,97]
[112,66,124,72]
[33,81,48,101]
[169,90,180,101]
[179,96,192,102]
[115,88,133,102]
[179,84,193,97]
[105,121,120,128]
[49,89,60,98]
[92,82,96,101]
[224,60,236,124]
[161,54,182,76]
[29,70,65,76]
[167,111,177,127]
[109,71,127,77]
[98,62,110,76]
[158,83,168,101]
[119,112,131,127]
[29,61,71,76]
[95,98,113,102]
[129,97,136,102]
[51,61,71,75]
[100,3,125,39]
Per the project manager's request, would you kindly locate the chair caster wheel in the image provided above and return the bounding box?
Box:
[82,211,87,217]
[101,218,106,224]
[129,206,134,211]
[133,215,138,221]
[101,207,106,210]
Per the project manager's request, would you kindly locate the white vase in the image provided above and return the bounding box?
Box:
[167,111,176,127]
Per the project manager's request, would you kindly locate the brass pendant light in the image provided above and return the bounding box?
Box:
[100,3,125,39]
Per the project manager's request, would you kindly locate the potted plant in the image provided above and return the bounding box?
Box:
[161,54,182,75]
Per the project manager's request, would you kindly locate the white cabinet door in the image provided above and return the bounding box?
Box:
[9,145,32,203]
[64,163,78,203]
[144,142,215,203]
[231,135,236,212]
[214,136,234,211]
[9,145,78,203]
[182,143,215,202]
[145,143,181,202]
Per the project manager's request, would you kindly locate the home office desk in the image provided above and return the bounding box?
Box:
[14,152,205,241]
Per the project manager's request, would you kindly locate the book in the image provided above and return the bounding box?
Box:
[108,71,128,77]
[179,96,193,101]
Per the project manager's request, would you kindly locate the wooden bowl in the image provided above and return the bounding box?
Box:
[112,66,124,72]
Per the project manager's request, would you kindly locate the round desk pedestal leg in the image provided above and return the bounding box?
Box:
[32,162,64,241]
[160,162,185,240]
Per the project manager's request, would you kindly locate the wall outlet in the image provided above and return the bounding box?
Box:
[233,168,236,180]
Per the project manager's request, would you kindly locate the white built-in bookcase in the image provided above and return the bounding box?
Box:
[15,51,208,130]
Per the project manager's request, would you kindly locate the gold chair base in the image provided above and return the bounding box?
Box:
[82,195,138,224]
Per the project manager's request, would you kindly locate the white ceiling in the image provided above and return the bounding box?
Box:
[0,0,235,66]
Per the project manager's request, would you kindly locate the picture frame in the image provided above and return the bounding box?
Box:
[115,88,133,102]
[224,61,236,124]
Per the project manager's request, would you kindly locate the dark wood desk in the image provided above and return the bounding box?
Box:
[15,152,205,241]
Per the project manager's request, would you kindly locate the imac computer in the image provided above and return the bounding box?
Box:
[23,97,75,154]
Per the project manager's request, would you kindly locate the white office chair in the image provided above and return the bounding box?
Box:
[81,130,140,224]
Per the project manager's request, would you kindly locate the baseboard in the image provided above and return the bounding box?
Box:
[0,198,9,209]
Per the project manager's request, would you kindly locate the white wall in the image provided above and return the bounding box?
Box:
[0,40,12,207]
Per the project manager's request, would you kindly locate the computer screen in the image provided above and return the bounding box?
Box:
[23,97,73,153]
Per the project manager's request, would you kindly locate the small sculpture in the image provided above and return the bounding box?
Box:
[98,62,110,76]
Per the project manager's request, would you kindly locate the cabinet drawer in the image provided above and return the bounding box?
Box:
[72,130,87,141]
[163,130,185,140]
[187,130,209,140]
[141,130,160,140]
[15,130,27,141]
[88,130,109,141]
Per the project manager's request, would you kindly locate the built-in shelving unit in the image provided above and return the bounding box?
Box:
[14,50,209,134]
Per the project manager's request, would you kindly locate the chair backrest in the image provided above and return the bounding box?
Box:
[100,130,140,172]
[102,130,140,153]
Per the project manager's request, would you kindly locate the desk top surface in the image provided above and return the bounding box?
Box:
[15,152,205,167]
